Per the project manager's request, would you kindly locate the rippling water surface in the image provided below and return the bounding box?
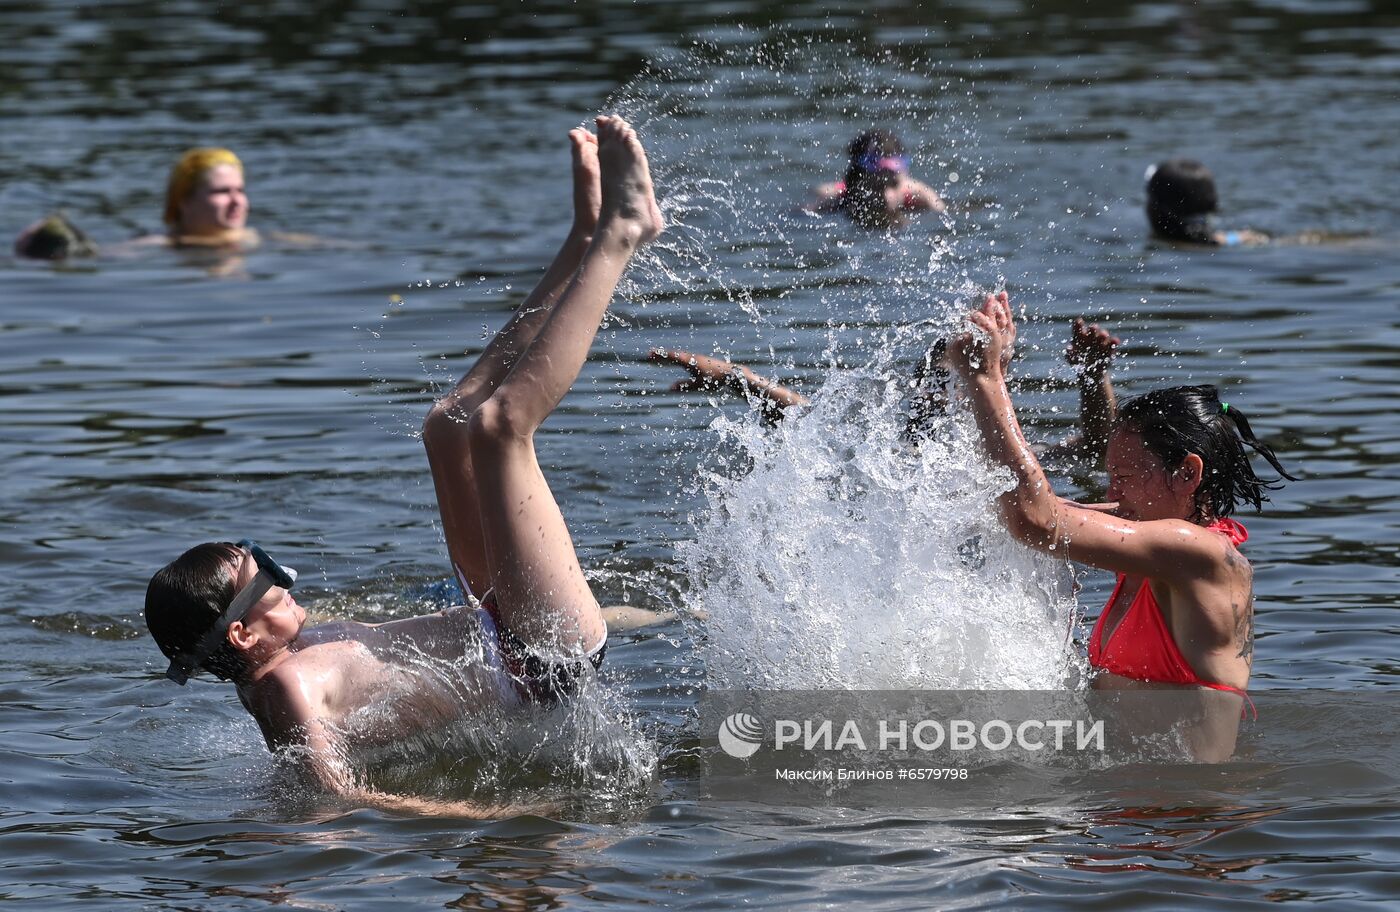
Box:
[3,0,1398,907]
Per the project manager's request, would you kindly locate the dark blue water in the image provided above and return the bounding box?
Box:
[3,1,1398,907]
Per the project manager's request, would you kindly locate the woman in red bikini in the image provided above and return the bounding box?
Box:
[948,293,1294,755]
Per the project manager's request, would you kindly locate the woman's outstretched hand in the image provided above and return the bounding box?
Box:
[948,292,1014,380]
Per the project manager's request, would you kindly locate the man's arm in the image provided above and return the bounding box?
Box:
[649,348,811,412]
[250,668,355,792]
[1066,318,1120,463]
[1042,319,1120,464]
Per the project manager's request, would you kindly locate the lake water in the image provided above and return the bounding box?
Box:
[3,0,1398,907]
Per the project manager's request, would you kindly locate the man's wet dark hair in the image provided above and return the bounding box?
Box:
[841,129,905,228]
[14,213,98,260]
[1146,159,1219,244]
[1114,385,1296,520]
[145,542,247,682]
[904,338,951,441]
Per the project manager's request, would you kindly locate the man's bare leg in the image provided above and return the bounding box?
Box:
[466,114,663,653]
[423,128,602,596]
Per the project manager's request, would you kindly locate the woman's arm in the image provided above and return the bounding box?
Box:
[948,294,1222,583]
[900,178,947,214]
[803,182,844,213]
[1064,318,1121,463]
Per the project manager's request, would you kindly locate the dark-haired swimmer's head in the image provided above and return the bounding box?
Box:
[145,541,248,681]
[1145,159,1219,244]
[841,129,910,228]
[13,213,97,260]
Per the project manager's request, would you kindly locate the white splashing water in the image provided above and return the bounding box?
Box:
[348,654,656,802]
[679,320,1084,691]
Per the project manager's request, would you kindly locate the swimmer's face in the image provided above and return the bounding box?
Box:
[177,163,248,235]
[1106,431,1178,522]
[228,550,304,653]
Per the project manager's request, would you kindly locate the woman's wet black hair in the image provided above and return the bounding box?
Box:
[1113,384,1296,520]
[840,129,905,227]
[1146,159,1219,244]
[145,542,247,682]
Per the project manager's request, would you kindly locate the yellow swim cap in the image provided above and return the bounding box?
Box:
[163,148,242,226]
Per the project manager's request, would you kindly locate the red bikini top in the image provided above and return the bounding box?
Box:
[1088,518,1254,713]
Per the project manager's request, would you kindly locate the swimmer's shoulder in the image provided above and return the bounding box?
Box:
[169,227,261,251]
[126,234,174,249]
[240,661,328,748]
[271,231,372,252]
[805,183,844,213]
[264,229,329,248]
[285,627,384,683]
[271,636,391,721]
[297,618,373,646]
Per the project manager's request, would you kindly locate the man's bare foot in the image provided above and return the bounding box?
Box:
[594,115,664,248]
[568,127,601,238]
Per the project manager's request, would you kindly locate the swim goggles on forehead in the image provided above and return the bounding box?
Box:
[856,151,910,174]
[165,539,297,685]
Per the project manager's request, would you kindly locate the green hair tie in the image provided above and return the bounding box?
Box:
[1221,402,1230,414]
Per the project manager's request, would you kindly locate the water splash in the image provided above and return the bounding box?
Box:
[275,589,659,808]
[343,673,656,809]
[679,317,1084,692]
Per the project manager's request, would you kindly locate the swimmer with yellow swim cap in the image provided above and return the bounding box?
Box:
[14,146,261,259]
[161,147,258,248]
